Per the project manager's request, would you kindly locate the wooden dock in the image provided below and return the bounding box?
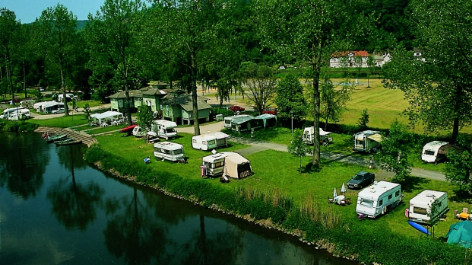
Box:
[35,127,98,147]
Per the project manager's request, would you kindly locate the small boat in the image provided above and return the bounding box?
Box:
[46,134,67,143]
[55,138,82,146]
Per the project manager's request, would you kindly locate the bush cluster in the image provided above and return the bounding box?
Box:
[84,145,472,265]
[0,119,38,132]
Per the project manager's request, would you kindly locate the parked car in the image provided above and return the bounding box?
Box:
[262,108,277,115]
[51,108,65,114]
[347,171,375,189]
[229,105,245,112]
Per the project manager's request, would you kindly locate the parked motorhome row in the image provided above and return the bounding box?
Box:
[356,181,402,218]
[1,107,30,120]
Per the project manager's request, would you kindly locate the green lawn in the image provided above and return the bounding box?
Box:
[94,132,471,239]
[26,114,89,128]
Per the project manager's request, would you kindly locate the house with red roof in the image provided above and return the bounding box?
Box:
[330,50,370,68]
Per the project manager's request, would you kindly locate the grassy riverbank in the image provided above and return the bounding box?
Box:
[85,131,472,265]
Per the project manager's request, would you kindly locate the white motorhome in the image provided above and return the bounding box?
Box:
[421,141,451,164]
[152,120,178,139]
[224,115,250,129]
[153,142,185,162]
[132,126,147,138]
[407,190,448,224]
[356,181,402,218]
[192,132,229,150]
[43,102,65,114]
[201,151,236,177]
[1,107,24,119]
[353,130,382,152]
[7,109,31,120]
[303,127,333,145]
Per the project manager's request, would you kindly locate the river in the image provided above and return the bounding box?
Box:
[0,132,358,265]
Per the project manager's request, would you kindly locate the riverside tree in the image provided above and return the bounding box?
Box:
[383,0,472,143]
[254,0,373,167]
[37,4,78,116]
[0,8,21,102]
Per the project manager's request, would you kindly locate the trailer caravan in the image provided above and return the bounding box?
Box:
[421,141,456,164]
[132,126,147,138]
[353,130,382,152]
[192,132,229,150]
[43,102,65,114]
[153,142,185,162]
[224,115,250,129]
[7,109,30,120]
[1,107,24,119]
[231,116,263,133]
[356,181,402,218]
[303,127,333,145]
[407,190,448,224]
[201,151,236,177]
[151,120,178,139]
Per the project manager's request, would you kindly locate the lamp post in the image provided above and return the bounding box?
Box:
[290,110,294,138]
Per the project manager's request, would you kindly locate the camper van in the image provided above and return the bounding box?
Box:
[201,151,236,177]
[153,142,185,162]
[407,190,448,224]
[224,115,250,129]
[421,141,451,164]
[151,120,178,139]
[1,107,24,119]
[353,130,382,152]
[7,109,30,120]
[303,127,333,145]
[192,132,229,150]
[356,181,402,218]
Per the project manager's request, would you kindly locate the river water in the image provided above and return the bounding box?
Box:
[0,132,358,265]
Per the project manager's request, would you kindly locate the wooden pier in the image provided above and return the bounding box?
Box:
[34,127,98,147]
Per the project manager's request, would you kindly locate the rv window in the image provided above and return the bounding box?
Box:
[202,141,207,145]
[215,161,224,168]
[395,191,400,197]
[359,198,373,207]
[208,140,216,145]
[193,139,197,143]
[388,194,392,200]
[378,199,383,206]
[413,207,427,215]
[424,150,435,156]
[173,149,183,155]
[165,128,175,133]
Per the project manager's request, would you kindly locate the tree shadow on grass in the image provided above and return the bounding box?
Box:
[301,162,322,174]
[449,189,472,204]
[396,175,430,193]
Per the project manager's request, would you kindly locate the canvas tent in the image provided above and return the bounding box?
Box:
[90,111,124,124]
[446,221,472,248]
[223,153,253,179]
[255,114,277,128]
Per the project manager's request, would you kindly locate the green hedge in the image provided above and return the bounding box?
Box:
[84,145,472,265]
[0,119,38,132]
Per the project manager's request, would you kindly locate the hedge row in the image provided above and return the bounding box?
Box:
[0,119,38,132]
[84,145,472,265]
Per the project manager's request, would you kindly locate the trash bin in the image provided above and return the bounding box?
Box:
[216,114,223,121]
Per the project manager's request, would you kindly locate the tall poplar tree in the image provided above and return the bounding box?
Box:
[0,8,20,103]
[37,4,78,116]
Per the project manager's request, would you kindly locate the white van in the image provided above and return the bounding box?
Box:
[1,107,24,119]
[7,109,31,120]
[303,127,333,145]
[153,142,184,162]
[192,132,229,150]
[421,141,450,164]
[151,120,178,139]
[224,115,250,129]
[356,181,402,218]
[407,190,448,224]
[202,151,236,177]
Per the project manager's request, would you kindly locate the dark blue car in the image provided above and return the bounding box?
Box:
[347,171,375,189]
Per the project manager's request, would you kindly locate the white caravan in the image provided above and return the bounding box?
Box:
[421,141,450,164]
[303,127,333,145]
[192,132,229,150]
[152,120,178,139]
[7,109,31,120]
[132,126,147,138]
[224,115,250,129]
[201,151,236,177]
[1,107,24,119]
[356,181,402,218]
[353,130,382,152]
[407,190,448,224]
[153,142,184,162]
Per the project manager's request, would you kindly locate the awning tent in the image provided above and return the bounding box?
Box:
[224,153,253,179]
[90,111,124,124]
[446,221,472,248]
[367,133,382,143]
[255,114,277,128]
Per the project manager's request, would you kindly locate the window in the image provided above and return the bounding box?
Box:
[208,140,216,145]
[388,194,392,200]
[360,198,373,207]
[424,150,435,156]
[378,199,383,206]
[215,161,224,168]
[413,207,427,215]
[192,139,197,143]
[395,191,400,197]
[202,141,206,145]
[173,149,183,155]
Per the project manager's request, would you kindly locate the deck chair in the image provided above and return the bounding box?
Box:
[463,207,469,214]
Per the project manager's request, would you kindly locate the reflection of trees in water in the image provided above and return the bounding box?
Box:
[103,187,169,265]
[56,144,87,170]
[0,133,49,199]
[47,144,104,230]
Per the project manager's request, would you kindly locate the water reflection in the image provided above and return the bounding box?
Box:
[0,132,49,199]
[47,145,104,230]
